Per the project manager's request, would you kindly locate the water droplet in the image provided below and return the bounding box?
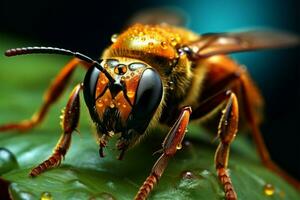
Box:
[89,192,116,200]
[133,29,138,34]
[183,140,192,147]
[138,31,145,36]
[264,183,275,196]
[168,81,174,90]
[176,143,182,150]
[120,76,126,81]
[148,42,154,48]
[0,148,19,175]
[127,91,135,98]
[181,171,195,179]
[40,192,52,200]
[224,120,228,126]
[160,41,168,49]
[122,104,127,108]
[111,34,118,43]
[104,98,108,102]
[170,37,177,46]
[100,80,106,84]
[175,35,181,43]
[98,103,104,108]
[117,102,121,106]
[110,103,115,108]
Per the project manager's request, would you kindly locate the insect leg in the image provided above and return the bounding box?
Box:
[0,58,90,132]
[194,55,300,189]
[192,90,239,200]
[30,84,82,177]
[134,106,192,200]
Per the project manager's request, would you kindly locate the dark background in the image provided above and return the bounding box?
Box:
[0,0,299,180]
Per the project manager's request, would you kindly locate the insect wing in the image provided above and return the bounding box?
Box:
[188,30,300,57]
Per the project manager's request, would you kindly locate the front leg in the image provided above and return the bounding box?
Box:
[30,84,82,176]
[135,106,192,200]
[192,90,239,200]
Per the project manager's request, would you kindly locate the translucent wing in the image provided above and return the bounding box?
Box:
[186,30,300,58]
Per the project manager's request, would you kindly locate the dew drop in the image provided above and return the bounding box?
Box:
[98,103,104,108]
[0,148,18,175]
[181,171,195,179]
[111,34,118,43]
[175,35,181,43]
[176,143,182,150]
[160,41,168,49]
[127,91,135,98]
[170,37,177,46]
[133,29,138,34]
[100,80,106,84]
[109,103,115,108]
[122,104,127,108]
[224,120,228,126]
[183,140,192,147]
[89,192,116,200]
[148,42,154,48]
[264,183,275,196]
[40,192,52,200]
[168,81,174,90]
[121,76,126,81]
[104,98,108,102]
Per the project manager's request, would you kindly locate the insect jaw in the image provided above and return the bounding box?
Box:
[98,129,136,160]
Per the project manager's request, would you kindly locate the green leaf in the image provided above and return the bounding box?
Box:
[0,34,299,200]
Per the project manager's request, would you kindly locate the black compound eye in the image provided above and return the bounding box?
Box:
[127,68,163,133]
[83,66,101,121]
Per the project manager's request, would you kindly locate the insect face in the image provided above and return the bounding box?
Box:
[83,57,163,152]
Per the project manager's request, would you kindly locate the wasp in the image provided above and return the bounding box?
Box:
[0,20,299,200]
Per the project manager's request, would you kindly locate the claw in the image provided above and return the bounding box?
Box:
[117,148,127,160]
[99,134,110,158]
[116,137,129,160]
[99,146,105,158]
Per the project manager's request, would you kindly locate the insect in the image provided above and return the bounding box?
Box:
[0,21,299,199]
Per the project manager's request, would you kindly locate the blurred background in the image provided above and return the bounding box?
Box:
[0,0,299,181]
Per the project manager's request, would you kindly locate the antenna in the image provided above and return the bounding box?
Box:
[5,46,115,83]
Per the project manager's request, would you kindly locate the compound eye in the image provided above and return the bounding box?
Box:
[127,68,163,132]
[83,66,101,120]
